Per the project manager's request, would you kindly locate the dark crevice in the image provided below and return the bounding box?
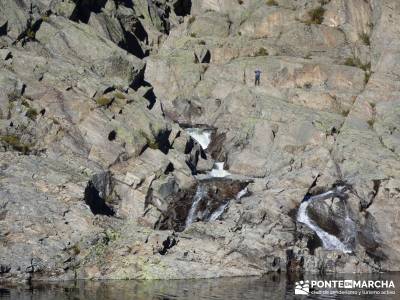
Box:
[158,236,177,255]
[119,31,145,59]
[306,233,323,255]
[108,130,116,141]
[143,88,156,109]
[0,21,7,36]
[156,129,172,154]
[132,19,148,42]
[173,0,192,17]
[164,162,174,175]
[84,181,114,216]
[70,0,107,24]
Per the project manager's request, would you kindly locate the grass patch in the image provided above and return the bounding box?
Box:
[0,135,31,154]
[96,96,113,107]
[26,108,38,120]
[306,6,325,25]
[266,0,278,6]
[188,16,196,25]
[344,57,371,71]
[254,47,269,56]
[359,32,370,46]
[114,92,126,99]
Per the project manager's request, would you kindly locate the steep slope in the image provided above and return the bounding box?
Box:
[0,0,399,282]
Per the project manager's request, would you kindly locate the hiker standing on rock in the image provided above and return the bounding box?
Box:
[254,69,262,86]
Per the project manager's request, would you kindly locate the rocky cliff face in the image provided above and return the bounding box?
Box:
[0,0,399,282]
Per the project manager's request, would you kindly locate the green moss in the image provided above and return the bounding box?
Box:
[26,108,38,120]
[96,96,113,107]
[359,32,370,46]
[254,47,269,56]
[0,135,31,154]
[344,57,371,72]
[188,16,196,25]
[26,28,36,40]
[266,0,278,6]
[114,92,126,99]
[306,6,325,25]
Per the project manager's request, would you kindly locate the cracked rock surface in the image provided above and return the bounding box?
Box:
[0,0,400,282]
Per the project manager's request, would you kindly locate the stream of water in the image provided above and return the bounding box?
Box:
[297,186,353,253]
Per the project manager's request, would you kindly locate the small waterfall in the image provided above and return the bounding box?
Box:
[236,187,249,201]
[208,202,229,221]
[186,128,212,149]
[209,162,231,178]
[185,185,206,227]
[297,186,353,254]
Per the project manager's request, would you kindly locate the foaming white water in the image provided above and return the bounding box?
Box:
[209,202,229,221]
[185,185,206,227]
[297,187,352,253]
[186,128,212,149]
[236,187,249,200]
[209,162,231,178]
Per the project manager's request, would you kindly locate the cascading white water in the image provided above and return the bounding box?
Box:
[236,187,249,200]
[209,162,231,177]
[297,187,352,254]
[185,185,206,227]
[186,128,212,149]
[208,202,229,221]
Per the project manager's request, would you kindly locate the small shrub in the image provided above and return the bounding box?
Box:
[254,47,269,56]
[7,92,19,102]
[26,28,36,40]
[0,135,31,154]
[307,6,325,25]
[344,57,371,72]
[364,72,371,84]
[237,0,244,4]
[26,108,38,120]
[96,96,112,107]
[266,0,278,6]
[190,32,197,38]
[114,92,125,99]
[367,119,374,128]
[188,16,196,25]
[359,32,370,46]
[341,109,350,117]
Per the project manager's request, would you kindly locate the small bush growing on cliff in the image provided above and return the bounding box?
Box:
[96,96,113,107]
[306,6,325,25]
[359,32,370,46]
[114,92,126,99]
[344,57,371,72]
[26,108,38,120]
[0,135,31,154]
[255,47,269,56]
[266,0,278,6]
[188,16,196,25]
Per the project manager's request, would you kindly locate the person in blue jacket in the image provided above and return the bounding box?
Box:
[254,69,262,86]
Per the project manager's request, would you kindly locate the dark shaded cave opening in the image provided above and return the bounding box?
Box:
[84,181,114,216]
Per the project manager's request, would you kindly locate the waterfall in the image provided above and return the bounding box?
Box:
[208,202,229,221]
[209,162,231,177]
[297,186,353,254]
[186,128,212,149]
[236,187,249,200]
[185,185,206,227]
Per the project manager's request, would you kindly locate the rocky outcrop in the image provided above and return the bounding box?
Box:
[1,0,400,282]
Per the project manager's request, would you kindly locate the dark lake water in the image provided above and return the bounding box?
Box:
[1,273,399,300]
